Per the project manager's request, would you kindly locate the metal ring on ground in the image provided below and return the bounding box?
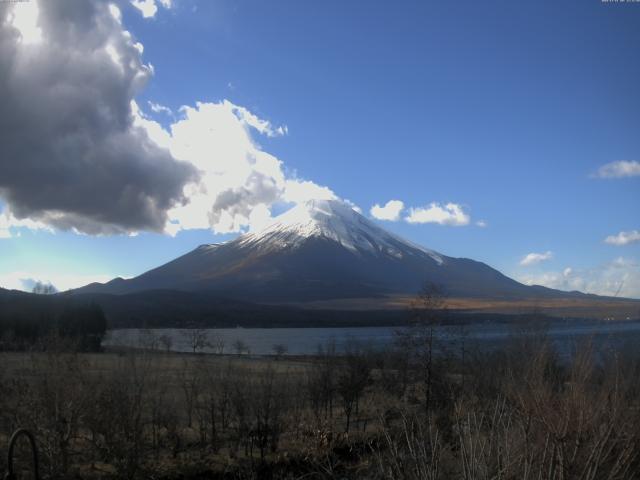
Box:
[4,429,39,480]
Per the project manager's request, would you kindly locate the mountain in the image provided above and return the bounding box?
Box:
[73,199,596,303]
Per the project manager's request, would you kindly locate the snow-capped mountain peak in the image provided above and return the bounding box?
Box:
[237,199,444,264]
[72,201,594,303]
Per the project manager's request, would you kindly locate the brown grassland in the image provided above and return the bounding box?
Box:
[284,295,640,320]
[2,319,640,479]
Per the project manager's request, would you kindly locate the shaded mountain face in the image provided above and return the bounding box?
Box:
[74,200,583,302]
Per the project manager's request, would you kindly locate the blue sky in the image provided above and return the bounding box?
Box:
[0,0,639,297]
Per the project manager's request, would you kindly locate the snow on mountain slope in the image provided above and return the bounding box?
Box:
[238,199,444,264]
[73,199,592,302]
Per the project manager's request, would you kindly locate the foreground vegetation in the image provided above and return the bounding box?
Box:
[0,295,107,351]
[1,321,640,479]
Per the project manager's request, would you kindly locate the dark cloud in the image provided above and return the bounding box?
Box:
[209,171,282,230]
[0,0,197,234]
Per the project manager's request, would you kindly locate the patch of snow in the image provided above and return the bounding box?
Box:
[237,199,444,264]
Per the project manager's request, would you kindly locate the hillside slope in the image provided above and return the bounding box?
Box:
[73,200,604,303]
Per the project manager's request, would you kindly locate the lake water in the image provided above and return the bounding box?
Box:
[103,319,640,356]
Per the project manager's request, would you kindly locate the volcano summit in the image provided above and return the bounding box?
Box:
[74,200,597,304]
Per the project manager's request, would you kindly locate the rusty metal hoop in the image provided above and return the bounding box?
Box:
[4,429,39,480]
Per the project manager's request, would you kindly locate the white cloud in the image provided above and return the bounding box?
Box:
[230,103,288,137]
[405,202,470,226]
[131,0,157,18]
[370,200,404,221]
[7,0,43,44]
[612,256,638,268]
[108,4,122,23]
[520,251,553,266]
[131,0,172,19]
[281,180,337,204]
[133,101,334,235]
[148,101,173,116]
[604,230,640,246]
[0,208,52,239]
[160,101,285,234]
[0,271,114,292]
[516,258,640,299]
[248,204,274,233]
[476,220,488,228]
[593,160,640,179]
[0,209,11,239]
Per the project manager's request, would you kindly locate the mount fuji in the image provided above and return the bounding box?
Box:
[73,199,590,303]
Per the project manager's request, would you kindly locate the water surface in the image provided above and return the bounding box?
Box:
[103,319,640,356]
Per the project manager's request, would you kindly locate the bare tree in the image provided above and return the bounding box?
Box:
[86,352,152,479]
[194,359,233,451]
[233,339,248,355]
[378,346,411,400]
[272,343,288,359]
[397,282,447,415]
[249,366,287,460]
[32,281,58,295]
[21,340,91,477]
[158,334,173,353]
[336,345,371,433]
[138,328,159,351]
[306,340,337,428]
[182,328,209,354]
[210,333,226,354]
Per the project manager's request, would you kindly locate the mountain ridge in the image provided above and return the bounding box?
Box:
[71,199,614,304]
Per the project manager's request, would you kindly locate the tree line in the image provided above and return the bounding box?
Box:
[0,292,107,351]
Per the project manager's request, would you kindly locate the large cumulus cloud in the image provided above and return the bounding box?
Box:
[144,100,288,235]
[135,99,339,235]
[0,0,196,234]
[0,0,340,238]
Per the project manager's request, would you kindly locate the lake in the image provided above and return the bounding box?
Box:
[103,318,640,356]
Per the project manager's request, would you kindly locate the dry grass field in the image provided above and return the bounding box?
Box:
[3,324,640,479]
[284,295,640,319]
